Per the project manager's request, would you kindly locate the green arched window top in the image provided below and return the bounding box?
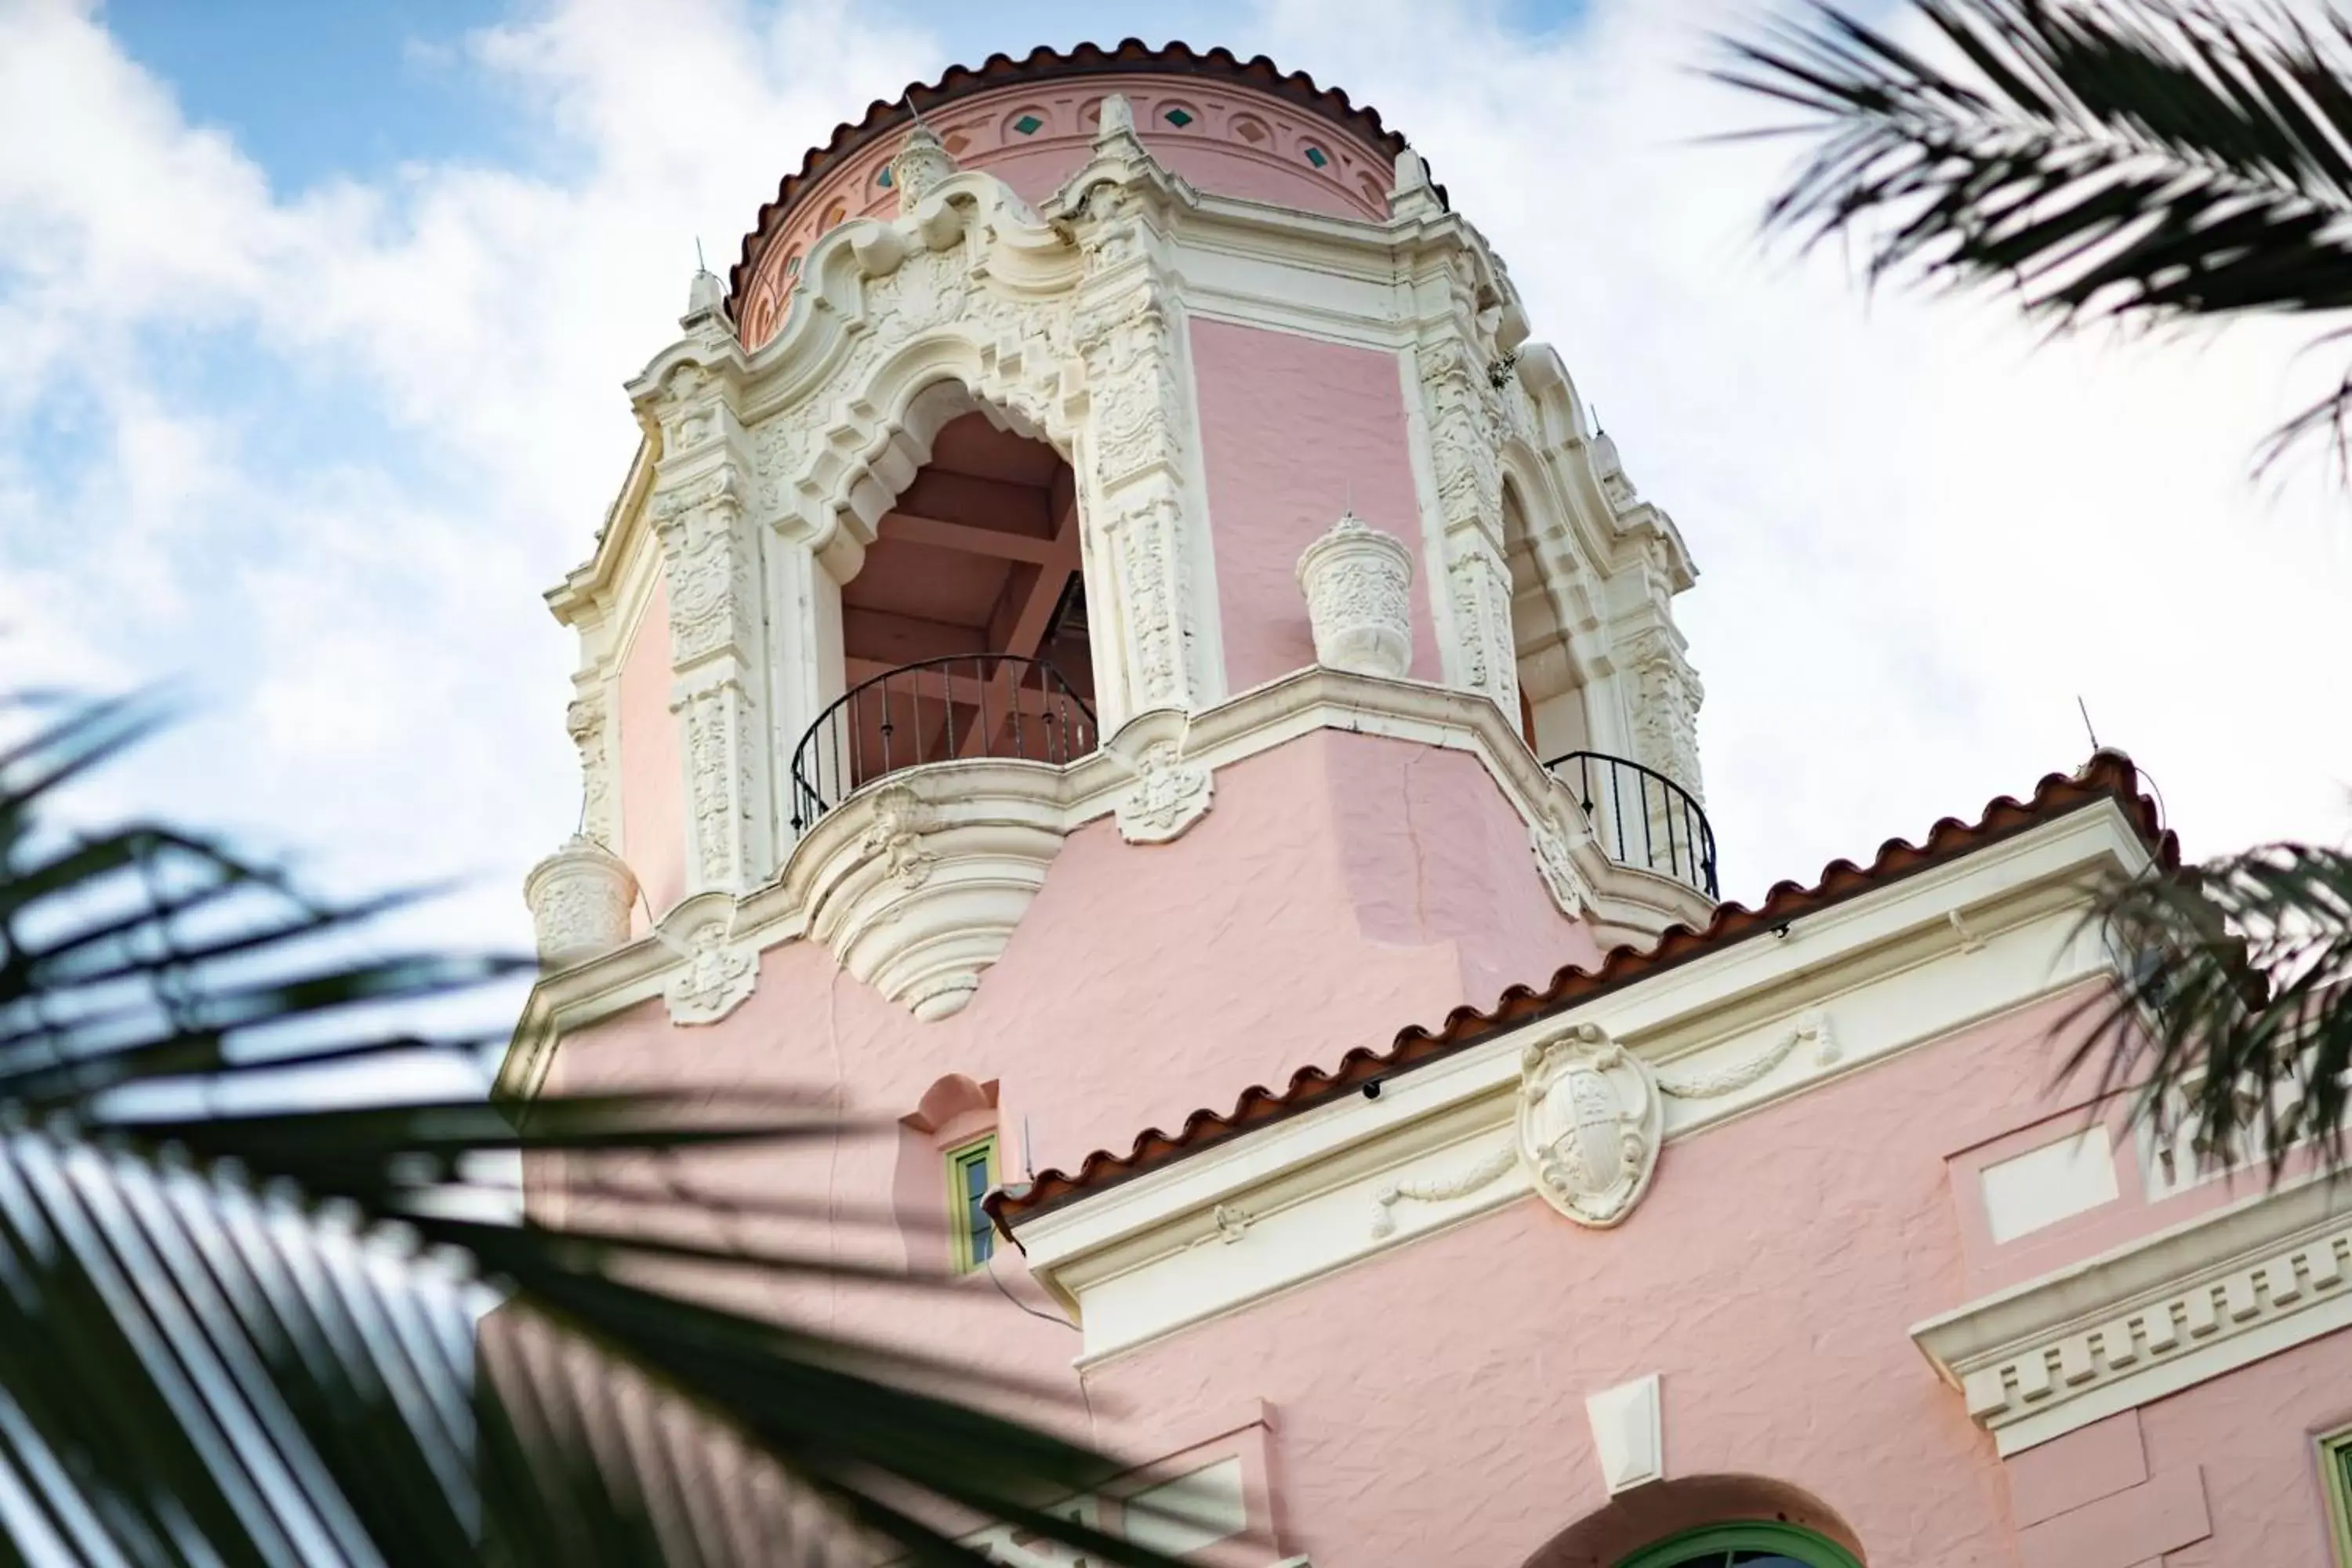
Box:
[1616,1522,1864,1568]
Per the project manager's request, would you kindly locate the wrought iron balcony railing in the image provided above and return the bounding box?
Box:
[789,655,1098,835]
[1543,750,1719,899]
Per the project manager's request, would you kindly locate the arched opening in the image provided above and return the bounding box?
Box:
[1504,477,1717,898]
[791,402,1098,831]
[1614,1523,1862,1568]
[1518,1475,1864,1568]
[1504,481,1590,759]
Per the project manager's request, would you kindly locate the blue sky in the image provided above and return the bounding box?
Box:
[6,0,2350,977]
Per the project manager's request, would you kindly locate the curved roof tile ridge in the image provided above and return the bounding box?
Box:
[993,751,2171,1225]
[728,39,1431,310]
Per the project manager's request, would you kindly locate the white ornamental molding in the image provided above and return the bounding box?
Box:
[677,681,760,893]
[1530,812,1596,919]
[1627,626,1705,804]
[1296,513,1414,679]
[1518,1022,1664,1229]
[1076,284,1189,489]
[662,911,757,1025]
[1585,1374,1665,1494]
[564,688,617,848]
[1370,1140,1515,1240]
[735,147,1210,729]
[887,123,959,213]
[1113,736,1213,845]
[652,467,755,670]
[1656,1009,1835,1099]
[1105,491,1197,712]
[523,837,637,971]
[1915,1177,2352,1454]
[1421,332,1507,552]
[797,779,1068,1022]
[1446,543,1519,719]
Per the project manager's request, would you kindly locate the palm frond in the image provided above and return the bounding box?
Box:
[0,695,1210,1567]
[2066,840,2352,1177]
[1716,0,2352,470]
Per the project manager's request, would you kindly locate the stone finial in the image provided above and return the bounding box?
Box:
[682,267,728,328]
[889,122,959,212]
[1296,511,1415,679]
[1390,147,1442,220]
[1097,93,1136,141]
[524,836,638,971]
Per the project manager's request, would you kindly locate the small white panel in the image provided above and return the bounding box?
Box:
[1584,1373,1663,1494]
[1980,1127,2120,1243]
[1124,1457,1247,1555]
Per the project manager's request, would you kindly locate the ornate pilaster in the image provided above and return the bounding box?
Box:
[1055,95,1215,724]
[1418,310,1519,720]
[1626,626,1704,802]
[644,303,771,895]
[564,683,617,848]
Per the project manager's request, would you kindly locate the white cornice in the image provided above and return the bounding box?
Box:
[1007,800,2154,1361]
[494,667,1714,1105]
[1914,1169,2352,1455]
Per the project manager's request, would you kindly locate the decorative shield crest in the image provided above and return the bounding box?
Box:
[1515,1022,1662,1228]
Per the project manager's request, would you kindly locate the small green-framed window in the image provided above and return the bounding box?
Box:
[1616,1522,1864,1568]
[2321,1427,2352,1564]
[948,1134,998,1272]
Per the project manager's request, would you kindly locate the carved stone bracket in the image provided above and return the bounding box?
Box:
[662,908,757,1025]
[796,777,1068,1022]
[1530,811,1596,919]
[1112,728,1213,845]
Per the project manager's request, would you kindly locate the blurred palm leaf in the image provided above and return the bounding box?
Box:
[1715,0,2352,1168]
[2064,842,2352,1176]
[0,693,1197,1566]
[1716,0,2352,470]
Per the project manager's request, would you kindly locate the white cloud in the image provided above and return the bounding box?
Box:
[0,0,942,956]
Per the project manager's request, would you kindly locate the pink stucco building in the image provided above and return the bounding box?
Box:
[506,42,2352,1567]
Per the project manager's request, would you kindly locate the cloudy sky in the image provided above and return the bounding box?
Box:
[5,0,2350,968]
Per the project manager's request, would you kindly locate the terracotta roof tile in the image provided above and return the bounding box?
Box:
[993,751,2172,1228]
[728,40,1432,317]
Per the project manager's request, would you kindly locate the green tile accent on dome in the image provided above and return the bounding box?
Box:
[1012,114,1044,136]
[1303,144,1330,168]
[876,165,892,187]
[1163,107,1193,128]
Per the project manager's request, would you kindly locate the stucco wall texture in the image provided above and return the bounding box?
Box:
[1189,318,1443,692]
[541,757,2352,1565]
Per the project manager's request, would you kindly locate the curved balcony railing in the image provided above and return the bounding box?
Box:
[789,655,1098,835]
[1543,750,1719,899]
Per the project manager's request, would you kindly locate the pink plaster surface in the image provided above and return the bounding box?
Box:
[1189,320,1441,691]
[561,728,1590,1193]
[1076,989,2119,1568]
[2004,1412,2147,1528]
[2136,1328,2352,1566]
[615,574,683,927]
[1944,1058,2340,1299]
[534,728,1597,1515]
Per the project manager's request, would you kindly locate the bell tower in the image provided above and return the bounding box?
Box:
[510,40,1711,1221]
